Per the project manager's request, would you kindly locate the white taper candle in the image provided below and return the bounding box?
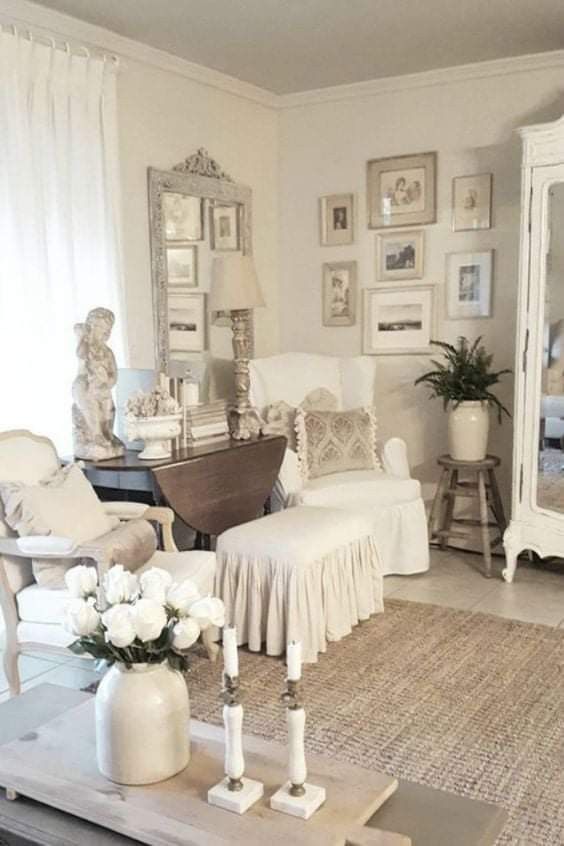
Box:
[223,625,239,678]
[286,640,302,681]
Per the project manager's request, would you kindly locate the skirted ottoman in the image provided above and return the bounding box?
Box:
[215,506,383,663]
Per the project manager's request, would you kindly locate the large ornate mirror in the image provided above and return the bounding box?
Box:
[148,150,253,382]
[537,181,564,513]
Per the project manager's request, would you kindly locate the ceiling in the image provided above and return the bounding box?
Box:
[32,0,564,94]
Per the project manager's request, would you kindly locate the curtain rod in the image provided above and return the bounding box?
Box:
[0,21,121,68]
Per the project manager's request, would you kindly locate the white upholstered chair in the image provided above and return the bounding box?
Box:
[249,353,429,576]
[0,430,217,696]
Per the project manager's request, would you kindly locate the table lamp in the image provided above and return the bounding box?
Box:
[210,255,265,440]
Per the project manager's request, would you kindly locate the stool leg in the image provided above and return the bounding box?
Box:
[487,469,507,534]
[478,470,492,578]
[439,469,458,550]
[428,468,449,540]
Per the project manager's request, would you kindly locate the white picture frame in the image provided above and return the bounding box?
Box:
[363,285,435,355]
[319,193,354,245]
[163,192,203,241]
[376,229,424,281]
[446,250,493,319]
[166,245,198,287]
[452,173,492,231]
[210,203,240,251]
[322,261,357,326]
[167,292,205,353]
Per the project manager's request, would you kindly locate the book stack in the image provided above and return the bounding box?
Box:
[183,399,230,448]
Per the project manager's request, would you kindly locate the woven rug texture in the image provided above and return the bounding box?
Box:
[186,598,564,846]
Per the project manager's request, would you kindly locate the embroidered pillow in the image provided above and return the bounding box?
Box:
[262,388,339,450]
[295,407,381,480]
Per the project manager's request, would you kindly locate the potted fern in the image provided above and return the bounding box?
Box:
[415,337,511,461]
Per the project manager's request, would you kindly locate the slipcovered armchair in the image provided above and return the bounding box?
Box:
[0,430,217,697]
[249,353,429,576]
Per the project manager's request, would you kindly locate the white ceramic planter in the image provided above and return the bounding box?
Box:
[126,413,182,460]
[448,401,490,461]
[95,662,190,785]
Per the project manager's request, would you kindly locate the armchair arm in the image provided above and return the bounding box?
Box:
[381,437,411,480]
[275,448,304,504]
[102,502,177,552]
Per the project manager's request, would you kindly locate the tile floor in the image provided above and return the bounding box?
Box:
[1,546,563,702]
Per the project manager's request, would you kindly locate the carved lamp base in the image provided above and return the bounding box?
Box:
[229,309,263,441]
[228,407,262,441]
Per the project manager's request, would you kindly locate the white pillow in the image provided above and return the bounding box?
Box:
[0,464,113,588]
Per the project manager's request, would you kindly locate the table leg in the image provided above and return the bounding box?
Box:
[478,470,492,578]
[439,469,458,550]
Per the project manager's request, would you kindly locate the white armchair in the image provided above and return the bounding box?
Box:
[0,430,218,697]
[250,353,429,576]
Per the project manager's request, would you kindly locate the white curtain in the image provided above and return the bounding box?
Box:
[0,30,126,454]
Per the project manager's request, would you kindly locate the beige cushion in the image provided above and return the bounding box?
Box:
[262,387,339,450]
[296,469,422,508]
[296,407,381,481]
[0,464,113,588]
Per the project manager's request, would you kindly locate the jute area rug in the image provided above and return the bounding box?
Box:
[187,599,564,846]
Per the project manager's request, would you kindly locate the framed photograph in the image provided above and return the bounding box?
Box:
[367,152,436,229]
[452,173,492,231]
[210,203,240,251]
[376,229,424,281]
[163,192,203,241]
[319,194,354,245]
[166,245,198,288]
[167,292,205,353]
[322,261,357,326]
[446,250,493,319]
[363,285,435,355]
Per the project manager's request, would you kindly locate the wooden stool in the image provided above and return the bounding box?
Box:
[428,455,507,578]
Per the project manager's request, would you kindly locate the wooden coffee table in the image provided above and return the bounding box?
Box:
[0,686,506,846]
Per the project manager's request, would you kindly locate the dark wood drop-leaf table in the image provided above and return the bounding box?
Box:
[81,435,286,549]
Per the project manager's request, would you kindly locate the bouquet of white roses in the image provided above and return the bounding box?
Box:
[64,564,225,672]
[126,386,180,419]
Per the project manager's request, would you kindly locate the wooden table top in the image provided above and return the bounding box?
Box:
[79,434,286,472]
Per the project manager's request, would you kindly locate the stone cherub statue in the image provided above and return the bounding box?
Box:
[72,307,125,460]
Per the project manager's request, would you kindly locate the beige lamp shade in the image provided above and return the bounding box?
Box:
[209,255,265,311]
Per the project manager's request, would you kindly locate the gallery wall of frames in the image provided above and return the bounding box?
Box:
[319,152,494,356]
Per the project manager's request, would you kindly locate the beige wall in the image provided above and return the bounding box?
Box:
[117,59,279,376]
[278,69,564,506]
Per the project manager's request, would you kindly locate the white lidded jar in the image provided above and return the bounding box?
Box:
[448,400,490,461]
[95,661,190,785]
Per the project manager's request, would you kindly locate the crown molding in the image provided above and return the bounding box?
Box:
[278,49,564,110]
[0,0,278,109]
[2,2,564,113]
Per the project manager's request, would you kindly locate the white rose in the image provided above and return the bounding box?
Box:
[103,565,138,605]
[139,567,173,603]
[187,596,225,630]
[172,618,201,652]
[167,578,200,617]
[132,598,167,643]
[102,604,136,648]
[65,565,98,599]
[65,597,100,636]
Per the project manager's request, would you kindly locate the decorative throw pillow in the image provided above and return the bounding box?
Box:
[262,388,339,451]
[0,464,114,588]
[295,407,382,481]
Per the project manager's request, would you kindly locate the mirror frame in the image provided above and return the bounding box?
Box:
[148,149,253,373]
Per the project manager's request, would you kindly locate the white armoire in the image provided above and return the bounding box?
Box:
[504,115,564,582]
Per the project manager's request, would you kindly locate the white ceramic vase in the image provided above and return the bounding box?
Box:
[126,413,182,460]
[95,661,190,785]
[448,400,490,461]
